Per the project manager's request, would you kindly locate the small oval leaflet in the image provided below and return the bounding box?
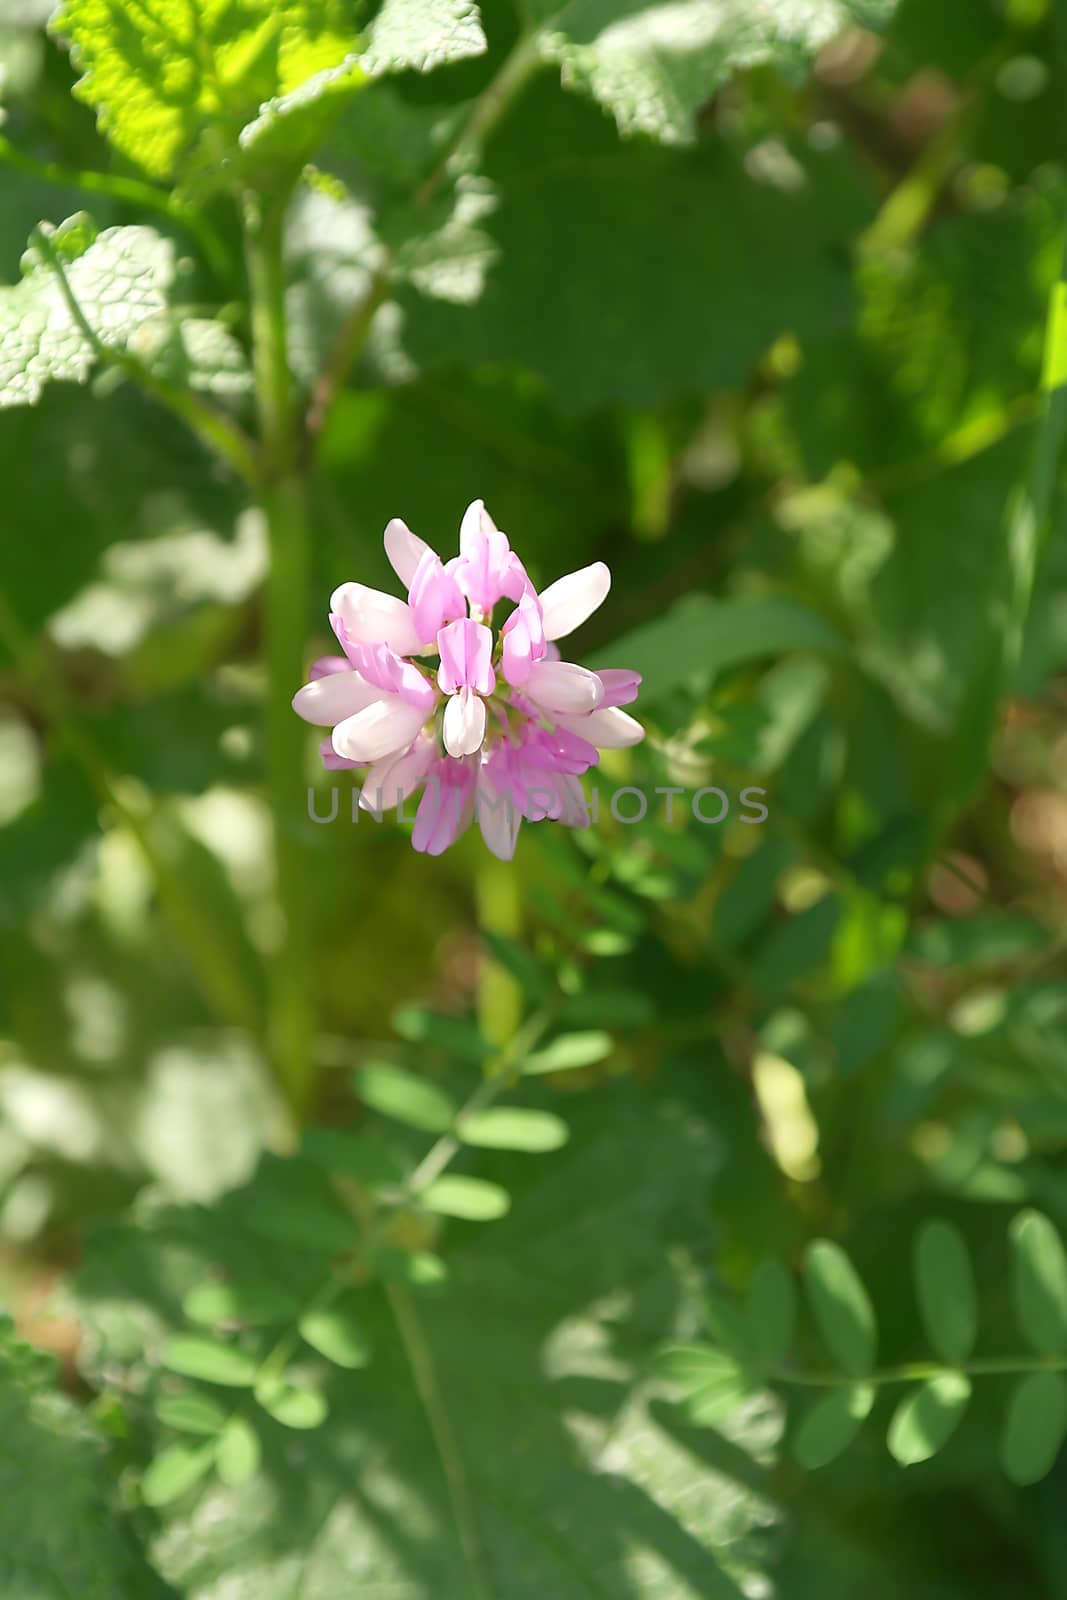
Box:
[299,1298,373,1369]
[521,1030,612,1075]
[1001,1370,1067,1486]
[154,1391,228,1436]
[793,1384,875,1469]
[887,1373,972,1466]
[255,1377,329,1430]
[161,1335,258,1388]
[456,1106,569,1152]
[183,1279,300,1328]
[216,1416,261,1486]
[804,1240,877,1375]
[141,1441,215,1507]
[657,1344,751,1426]
[914,1221,978,1364]
[356,1062,457,1132]
[421,1175,511,1220]
[1009,1209,1067,1356]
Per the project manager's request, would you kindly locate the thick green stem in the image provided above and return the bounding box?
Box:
[474,856,524,1049]
[244,194,315,1117]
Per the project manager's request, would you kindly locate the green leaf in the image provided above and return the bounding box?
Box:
[592,595,847,704]
[886,1373,972,1466]
[254,1377,329,1430]
[370,1246,449,1289]
[0,215,173,408]
[183,1280,301,1327]
[302,1126,406,1185]
[299,1297,373,1369]
[141,1440,216,1506]
[0,1316,163,1596]
[161,1336,258,1388]
[456,1106,570,1152]
[1010,1209,1067,1356]
[804,1241,877,1375]
[74,1087,779,1596]
[216,1417,262,1486]
[793,1384,875,1469]
[1001,1372,1067,1487]
[421,1174,511,1220]
[53,0,362,181]
[746,1260,797,1368]
[154,1392,229,1436]
[528,0,895,146]
[522,1030,613,1075]
[657,1344,752,1426]
[914,1221,978,1364]
[356,1061,457,1132]
[245,1195,355,1253]
[359,0,485,75]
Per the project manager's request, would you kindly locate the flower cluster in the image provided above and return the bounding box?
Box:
[292,500,644,858]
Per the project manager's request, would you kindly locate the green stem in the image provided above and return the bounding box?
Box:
[1,135,231,280]
[763,1353,1067,1389]
[384,1278,494,1600]
[29,225,259,484]
[475,855,524,1049]
[243,193,315,1118]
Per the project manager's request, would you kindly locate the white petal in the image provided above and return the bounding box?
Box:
[555,707,644,748]
[477,777,521,860]
[359,735,435,812]
[292,671,377,726]
[330,582,422,654]
[442,687,486,757]
[524,660,605,716]
[384,518,430,588]
[332,698,427,763]
[538,562,611,641]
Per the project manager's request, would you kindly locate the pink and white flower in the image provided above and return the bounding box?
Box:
[293,500,644,859]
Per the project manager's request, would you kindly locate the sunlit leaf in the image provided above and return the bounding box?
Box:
[1010,1209,1067,1356]
[521,1030,613,1075]
[793,1384,875,1469]
[657,1343,752,1426]
[255,1377,329,1430]
[160,1337,258,1388]
[356,1062,457,1131]
[141,1440,215,1506]
[456,1106,570,1152]
[804,1241,877,1375]
[299,1297,373,1369]
[183,1280,301,1328]
[215,1417,262,1486]
[887,1373,971,1466]
[154,1392,229,1436]
[420,1174,511,1220]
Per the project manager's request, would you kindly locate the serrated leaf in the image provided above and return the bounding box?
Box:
[456,1106,569,1152]
[1010,1209,1067,1356]
[657,1344,752,1426]
[53,0,361,181]
[1001,1372,1067,1487]
[914,1221,978,1364]
[793,1384,875,1469]
[529,0,895,146]
[356,1062,457,1131]
[302,1126,406,1185]
[887,1373,971,1466]
[255,1377,329,1430]
[521,1030,613,1075]
[421,1174,511,1220]
[746,1260,797,1368]
[183,1280,301,1328]
[359,0,486,75]
[299,1298,373,1369]
[141,1440,216,1506]
[804,1240,877,1376]
[0,215,172,408]
[161,1336,258,1388]
[216,1417,262,1486]
[154,1392,229,1436]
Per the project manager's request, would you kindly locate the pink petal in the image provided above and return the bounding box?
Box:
[596,669,641,708]
[320,737,363,771]
[437,618,496,695]
[476,766,521,860]
[409,550,466,644]
[292,671,378,726]
[332,697,428,763]
[412,758,476,856]
[359,734,436,812]
[384,517,431,588]
[455,499,528,613]
[330,582,422,655]
[332,626,435,712]
[442,687,486,757]
[309,655,350,679]
[554,707,645,748]
[524,660,605,716]
[500,586,545,688]
[538,562,611,641]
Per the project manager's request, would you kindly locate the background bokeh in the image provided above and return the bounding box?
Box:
[3,0,1067,1595]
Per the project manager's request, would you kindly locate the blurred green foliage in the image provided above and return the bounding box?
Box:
[2,0,1067,1595]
